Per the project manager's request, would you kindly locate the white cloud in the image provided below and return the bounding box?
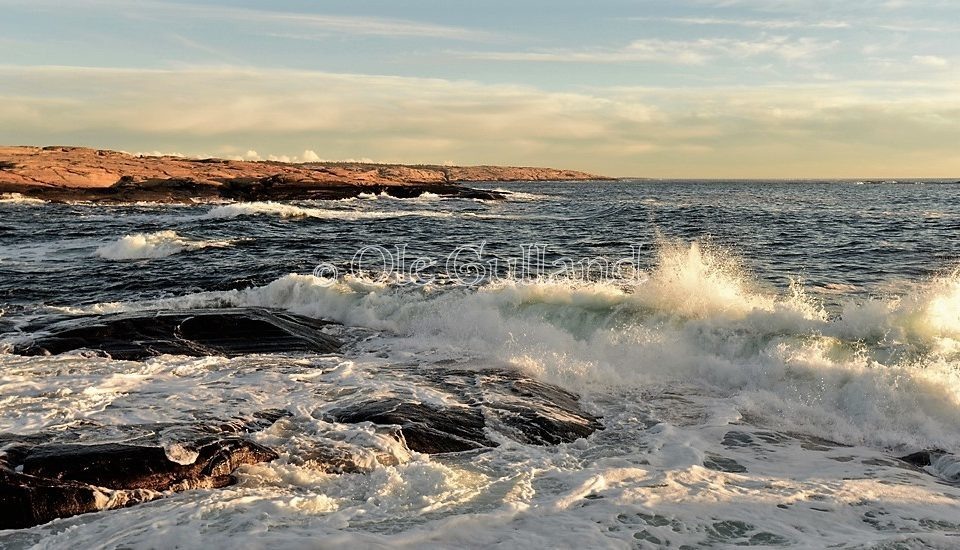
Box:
[0,0,496,41]
[632,16,850,30]
[460,36,837,65]
[913,55,949,67]
[301,150,321,162]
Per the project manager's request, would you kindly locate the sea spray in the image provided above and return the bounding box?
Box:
[57,239,960,451]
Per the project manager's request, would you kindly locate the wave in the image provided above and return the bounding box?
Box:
[489,188,550,201]
[0,192,46,205]
[60,239,960,451]
[353,191,444,201]
[200,201,454,220]
[94,230,235,260]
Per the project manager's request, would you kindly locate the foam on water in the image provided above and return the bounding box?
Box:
[200,201,455,220]
[0,192,46,205]
[48,240,960,452]
[93,230,235,260]
[4,182,960,547]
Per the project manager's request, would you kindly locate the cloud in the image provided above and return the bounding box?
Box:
[0,0,496,41]
[913,55,949,67]
[459,36,837,65]
[301,150,321,162]
[631,16,850,30]
[1,65,958,177]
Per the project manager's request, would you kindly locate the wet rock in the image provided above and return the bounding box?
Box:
[0,438,277,530]
[900,449,960,483]
[12,308,340,360]
[0,469,159,531]
[14,438,277,491]
[703,454,748,473]
[295,445,402,475]
[0,411,286,529]
[330,399,495,454]
[901,450,940,468]
[479,371,600,446]
[327,367,602,454]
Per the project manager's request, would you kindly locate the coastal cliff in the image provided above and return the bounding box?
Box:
[0,146,611,203]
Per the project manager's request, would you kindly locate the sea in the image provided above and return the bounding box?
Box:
[1,179,960,549]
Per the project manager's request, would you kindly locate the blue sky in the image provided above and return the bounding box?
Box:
[1,0,958,176]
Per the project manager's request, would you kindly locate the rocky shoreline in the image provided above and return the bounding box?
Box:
[1,307,604,529]
[0,146,613,203]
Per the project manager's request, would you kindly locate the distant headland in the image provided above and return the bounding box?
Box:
[0,146,613,203]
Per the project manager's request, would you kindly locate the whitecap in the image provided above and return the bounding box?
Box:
[94,230,235,260]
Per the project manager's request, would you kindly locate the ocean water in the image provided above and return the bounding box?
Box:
[2,180,960,548]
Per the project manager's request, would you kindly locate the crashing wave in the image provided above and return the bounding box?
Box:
[94,230,235,260]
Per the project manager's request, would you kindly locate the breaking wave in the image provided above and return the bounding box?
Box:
[200,201,454,220]
[0,192,46,205]
[94,230,235,260]
[72,239,960,451]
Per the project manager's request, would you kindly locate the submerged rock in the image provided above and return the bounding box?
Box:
[0,411,286,530]
[900,449,960,484]
[327,367,602,454]
[12,307,340,360]
[330,399,495,454]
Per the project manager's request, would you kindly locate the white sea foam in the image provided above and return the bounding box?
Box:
[2,348,959,548]
[94,230,234,260]
[490,188,550,201]
[0,192,45,205]
[61,240,960,453]
[4,247,960,546]
[200,201,454,220]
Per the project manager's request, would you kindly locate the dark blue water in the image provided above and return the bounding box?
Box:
[2,180,959,313]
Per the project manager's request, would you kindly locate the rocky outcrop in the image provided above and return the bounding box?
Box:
[0,411,287,530]
[327,367,602,454]
[0,146,611,203]
[12,308,341,360]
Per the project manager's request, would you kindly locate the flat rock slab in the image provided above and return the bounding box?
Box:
[11,307,341,360]
[327,367,602,454]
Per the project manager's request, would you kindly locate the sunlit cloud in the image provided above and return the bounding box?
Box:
[913,55,949,67]
[1,65,957,178]
[459,36,837,65]
[631,16,850,30]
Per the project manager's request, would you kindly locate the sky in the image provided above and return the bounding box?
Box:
[1,0,958,177]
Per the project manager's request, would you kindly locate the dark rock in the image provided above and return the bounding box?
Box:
[0,411,286,529]
[479,371,601,445]
[295,446,401,475]
[330,399,495,454]
[899,450,960,484]
[0,409,291,450]
[0,468,159,530]
[901,450,937,468]
[327,367,602,454]
[15,438,277,491]
[12,307,340,360]
[703,454,748,473]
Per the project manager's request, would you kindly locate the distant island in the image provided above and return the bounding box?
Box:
[0,146,612,203]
